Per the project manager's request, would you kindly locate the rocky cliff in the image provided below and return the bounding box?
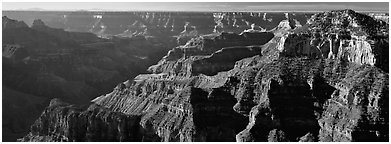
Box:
[20,9,388,142]
[19,99,141,142]
[148,31,274,76]
[282,9,389,72]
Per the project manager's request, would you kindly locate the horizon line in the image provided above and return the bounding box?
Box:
[3,9,389,13]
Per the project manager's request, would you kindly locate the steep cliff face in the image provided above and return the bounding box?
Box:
[148,32,274,76]
[232,10,388,142]
[318,61,389,142]
[282,9,389,72]
[21,10,388,142]
[233,58,388,142]
[138,87,248,142]
[19,99,141,142]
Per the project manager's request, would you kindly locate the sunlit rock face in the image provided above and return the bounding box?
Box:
[281,9,388,72]
[234,58,388,142]
[233,10,388,142]
[318,64,388,142]
[19,9,388,142]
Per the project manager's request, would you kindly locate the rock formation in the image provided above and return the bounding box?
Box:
[3,11,312,39]
[282,9,389,72]
[19,99,141,142]
[17,9,389,142]
[2,16,28,29]
[148,31,274,76]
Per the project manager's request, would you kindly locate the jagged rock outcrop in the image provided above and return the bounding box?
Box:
[148,31,274,76]
[282,9,389,72]
[234,58,387,142]
[21,9,388,142]
[18,99,141,142]
[231,10,389,141]
[191,45,263,76]
[2,16,28,29]
[318,61,389,141]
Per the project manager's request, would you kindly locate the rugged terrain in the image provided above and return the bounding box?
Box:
[2,11,314,141]
[3,11,312,44]
[4,9,389,142]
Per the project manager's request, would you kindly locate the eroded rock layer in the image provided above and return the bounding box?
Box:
[3,11,312,41]
[19,99,141,142]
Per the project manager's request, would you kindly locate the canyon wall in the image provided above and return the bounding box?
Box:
[3,11,312,42]
[17,9,389,142]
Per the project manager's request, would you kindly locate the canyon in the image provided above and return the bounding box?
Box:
[3,10,311,142]
[2,9,389,142]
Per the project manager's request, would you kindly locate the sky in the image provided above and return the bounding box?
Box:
[2,2,389,12]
